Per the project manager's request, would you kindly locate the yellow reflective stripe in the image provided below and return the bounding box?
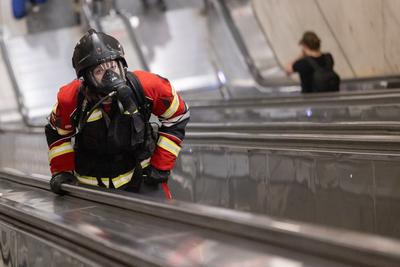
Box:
[141,158,151,168]
[112,170,134,188]
[161,87,179,119]
[157,136,181,157]
[101,178,110,188]
[56,127,73,136]
[87,109,102,122]
[75,174,98,186]
[48,142,74,161]
[75,169,134,188]
[123,109,138,115]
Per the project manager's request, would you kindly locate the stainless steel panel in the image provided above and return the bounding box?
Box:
[0,37,19,124]
[266,154,317,222]
[171,144,400,240]
[3,128,400,240]
[207,0,261,96]
[189,102,400,123]
[132,7,220,94]
[224,0,289,82]
[0,178,352,267]
[0,220,98,267]
[99,14,144,70]
[4,27,81,121]
[374,161,400,237]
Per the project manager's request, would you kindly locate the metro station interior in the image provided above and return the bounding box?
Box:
[1,0,400,266]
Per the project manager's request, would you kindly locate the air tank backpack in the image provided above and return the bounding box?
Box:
[125,72,157,162]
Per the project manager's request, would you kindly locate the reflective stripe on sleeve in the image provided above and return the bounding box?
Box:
[160,109,190,127]
[48,142,74,161]
[56,127,74,136]
[161,87,179,119]
[157,136,181,157]
[87,109,102,122]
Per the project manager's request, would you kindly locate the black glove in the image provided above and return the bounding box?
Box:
[50,172,76,195]
[102,70,145,146]
[100,69,138,114]
[143,166,170,185]
[116,84,139,115]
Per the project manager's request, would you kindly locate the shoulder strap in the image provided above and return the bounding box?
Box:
[73,85,87,128]
[324,54,334,70]
[125,71,152,120]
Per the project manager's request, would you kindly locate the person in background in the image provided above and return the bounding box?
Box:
[285,31,340,93]
[46,29,189,199]
[141,0,166,11]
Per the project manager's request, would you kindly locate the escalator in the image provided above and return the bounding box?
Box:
[187,88,400,123]
[2,1,400,266]
[204,0,400,99]
[1,160,400,267]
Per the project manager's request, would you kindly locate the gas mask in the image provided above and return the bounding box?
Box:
[84,60,126,95]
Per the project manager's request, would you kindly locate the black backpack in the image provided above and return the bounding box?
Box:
[306,56,340,92]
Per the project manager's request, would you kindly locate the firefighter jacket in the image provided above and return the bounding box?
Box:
[45,70,190,189]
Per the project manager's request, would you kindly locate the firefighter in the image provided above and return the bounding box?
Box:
[46,29,189,199]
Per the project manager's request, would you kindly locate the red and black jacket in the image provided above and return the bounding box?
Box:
[45,70,189,181]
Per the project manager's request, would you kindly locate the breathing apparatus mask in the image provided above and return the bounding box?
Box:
[84,60,126,96]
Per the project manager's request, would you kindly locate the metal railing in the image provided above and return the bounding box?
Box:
[1,169,400,267]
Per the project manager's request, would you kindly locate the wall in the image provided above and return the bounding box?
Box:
[253,0,400,79]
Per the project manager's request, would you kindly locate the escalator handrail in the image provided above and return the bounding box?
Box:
[187,89,400,108]
[188,121,400,132]
[0,172,168,267]
[1,169,400,267]
[185,131,400,154]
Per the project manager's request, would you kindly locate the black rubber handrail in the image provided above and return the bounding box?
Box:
[1,169,400,267]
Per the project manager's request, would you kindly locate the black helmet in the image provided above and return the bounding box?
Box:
[72,29,127,78]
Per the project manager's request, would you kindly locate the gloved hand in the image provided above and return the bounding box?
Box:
[116,84,139,115]
[50,172,77,195]
[143,166,170,185]
[100,69,138,114]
